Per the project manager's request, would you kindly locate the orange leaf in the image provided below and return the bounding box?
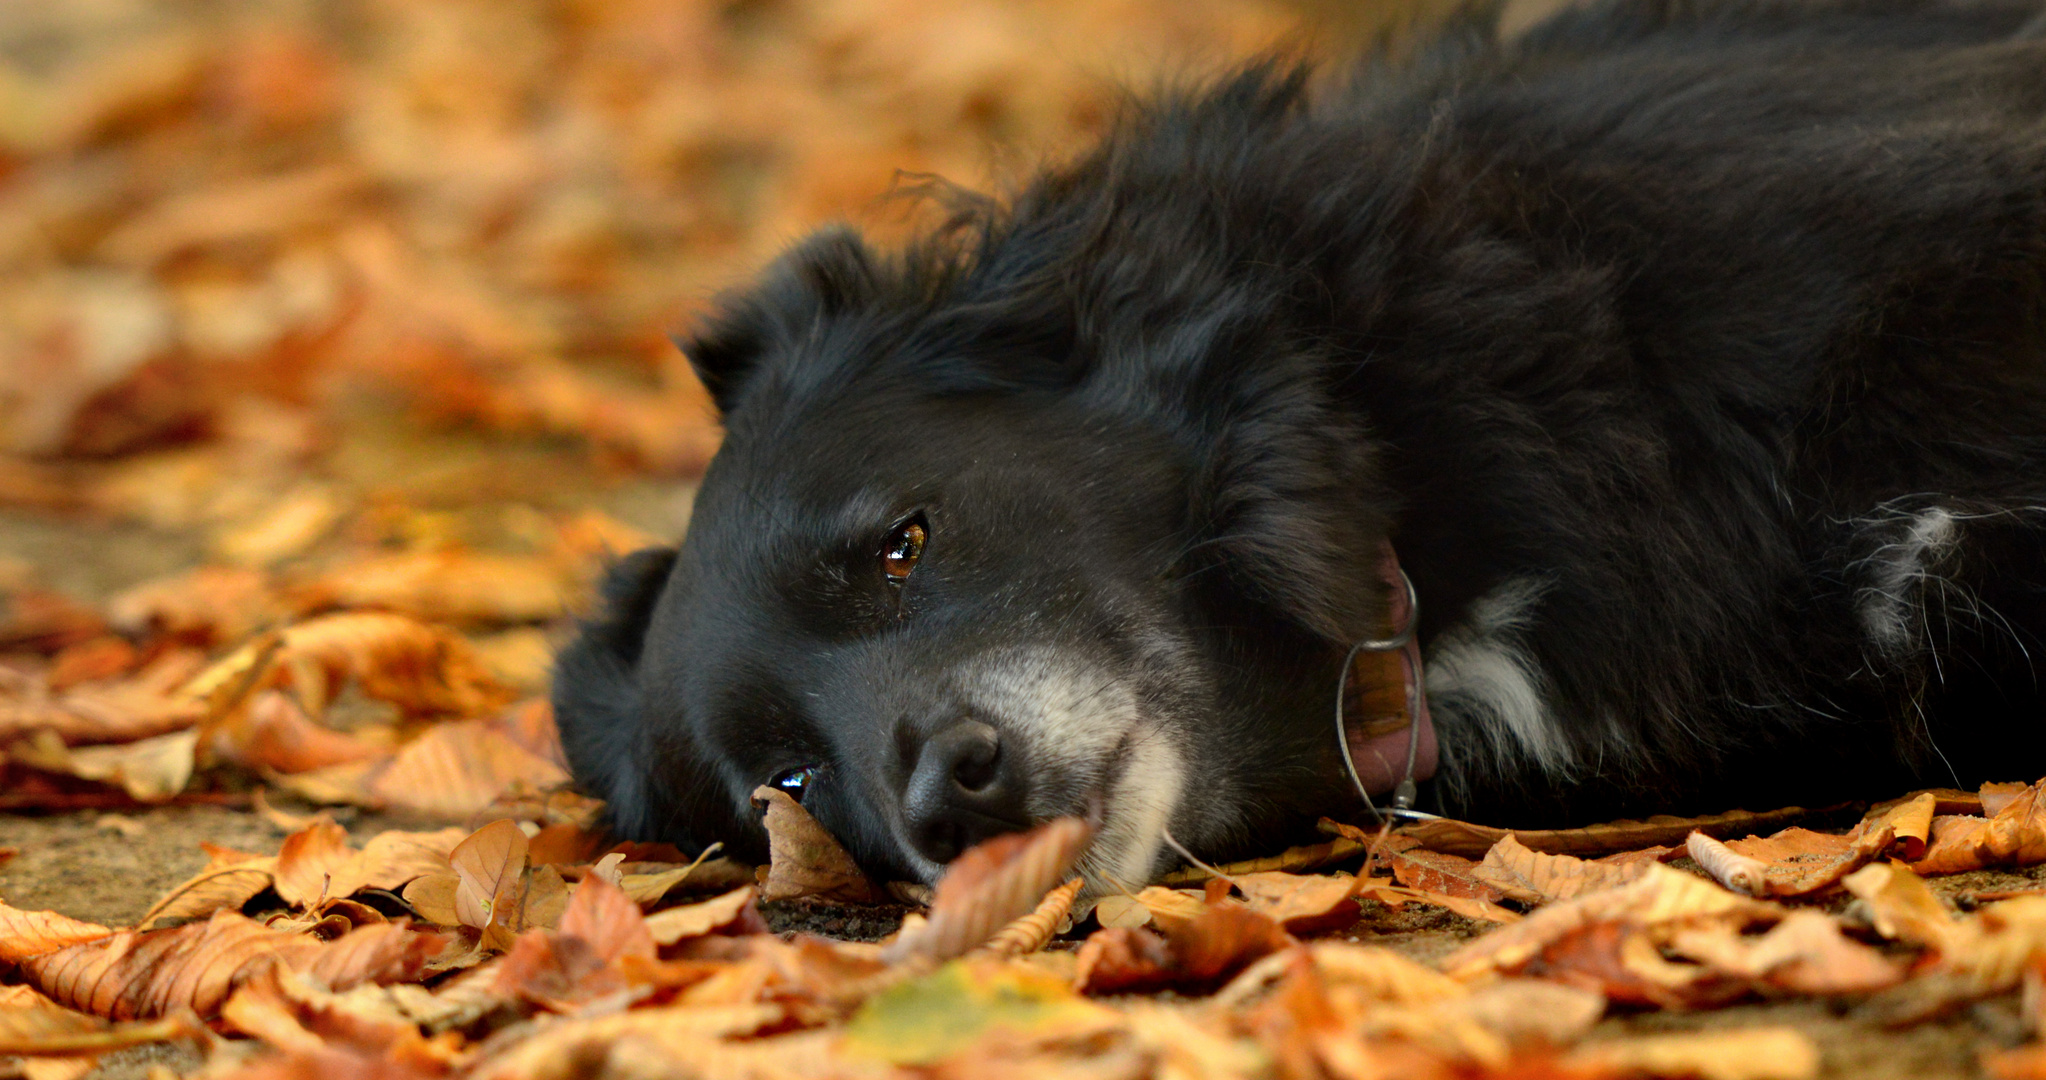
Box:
[217,692,380,775]
[1394,804,1831,859]
[557,874,655,964]
[366,721,568,818]
[1475,834,1649,904]
[752,785,882,905]
[0,909,114,965]
[450,820,529,932]
[982,877,1083,957]
[274,821,353,908]
[883,817,1090,963]
[643,887,763,946]
[1226,872,1362,934]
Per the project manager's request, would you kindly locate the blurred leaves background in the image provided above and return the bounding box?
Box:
[0,0,1423,608]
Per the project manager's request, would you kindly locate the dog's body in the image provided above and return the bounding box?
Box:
[555,0,2046,887]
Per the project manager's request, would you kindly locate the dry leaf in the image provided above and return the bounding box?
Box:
[1665,910,1903,995]
[884,817,1090,963]
[138,853,278,930]
[982,878,1083,957]
[752,785,883,905]
[0,651,206,747]
[1475,834,1649,904]
[557,874,655,964]
[1225,872,1362,934]
[642,887,762,946]
[1566,1027,1821,1080]
[107,567,283,646]
[213,691,380,775]
[7,728,199,802]
[366,720,569,818]
[1442,863,1780,982]
[291,550,577,627]
[1157,834,1367,886]
[1075,903,1294,995]
[1396,805,1829,859]
[1840,861,1961,951]
[450,820,530,933]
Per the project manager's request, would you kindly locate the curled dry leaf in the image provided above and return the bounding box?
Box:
[0,986,206,1057]
[557,873,655,964]
[1075,903,1295,995]
[1353,882,1522,924]
[1225,872,1362,934]
[1911,780,2046,875]
[3,904,440,1020]
[982,878,1084,958]
[0,653,208,748]
[1094,886,1208,932]
[139,849,277,930]
[753,784,883,905]
[107,566,284,645]
[1688,822,1892,899]
[1840,861,1961,952]
[1665,910,1903,996]
[885,817,1092,964]
[191,612,516,721]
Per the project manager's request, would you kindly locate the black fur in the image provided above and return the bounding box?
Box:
[554,0,2046,880]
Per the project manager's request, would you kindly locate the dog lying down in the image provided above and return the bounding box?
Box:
[553,0,2046,889]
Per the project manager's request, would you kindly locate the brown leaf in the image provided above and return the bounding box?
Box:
[107,567,283,646]
[1442,863,1781,982]
[0,591,107,654]
[366,720,569,818]
[274,820,353,908]
[1909,780,2046,875]
[1396,804,1832,859]
[1226,872,1362,934]
[450,819,529,932]
[1871,791,1939,861]
[269,612,517,718]
[46,636,139,691]
[214,691,380,775]
[1690,823,1889,898]
[1377,836,1512,902]
[752,784,883,904]
[138,855,278,930]
[1354,882,1524,924]
[0,985,205,1057]
[1665,910,1903,995]
[1840,861,1962,952]
[291,550,577,627]
[1092,886,1208,931]
[5,905,437,1020]
[0,909,116,965]
[883,817,1090,963]
[1564,1027,1820,1080]
[400,873,461,928]
[982,877,1083,957]
[0,650,206,747]
[1475,834,1650,904]
[557,873,655,964]
[643,887,764,946]
[1157,833,1368,886]
[6,728,199,802]
[1075,903,1294,995]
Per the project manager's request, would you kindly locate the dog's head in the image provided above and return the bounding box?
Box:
[556,156,1402,886]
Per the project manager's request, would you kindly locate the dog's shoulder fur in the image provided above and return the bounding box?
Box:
[557,0,2046,872]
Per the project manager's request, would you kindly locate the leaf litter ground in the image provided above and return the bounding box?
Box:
[7,0,2046,1077]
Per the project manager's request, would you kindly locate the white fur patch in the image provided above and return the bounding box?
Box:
[1424,578,1573,774]
[1856,506,1959,655]
[952,646,1186,890]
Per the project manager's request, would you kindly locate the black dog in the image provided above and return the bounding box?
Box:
[554,0,2046,887]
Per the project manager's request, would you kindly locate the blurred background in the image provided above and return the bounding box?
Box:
[0,0,1463,603]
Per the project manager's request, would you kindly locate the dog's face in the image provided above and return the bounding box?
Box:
[556,227,1398,887]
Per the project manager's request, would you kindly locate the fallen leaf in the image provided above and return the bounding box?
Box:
[1665,910,1903,995]
[557,873,655,964]
[1225,872,1362,934]
[1076,903,1294,995]
[1157,834,1367,886]
[1566,1027,1821,1080]
[642,886,763,946]
[752,784,883,905]
[982,877,1083,957]
[106,566,283,646]
[464,1002,787,1080]
[1396,805,1831,859]
[366,720,569,818]
[274,820,354,908]
[214,691,380,775]
[1093,886,1208,931]
[1911,780,2046,875]
[7,728,199,802]
[45,636,139,691]
[1354,882,1523,924]
[1841,861,1962,952]
[450,820,529,933]
[291,550,577,627]
[843,959,1118,1065]
[138,852,278,930]
[885,817,1091,963]
[0,986,205,1056]
[1475,834,1649,904]
[1442,863,1780,982]
[3,904,439,1020]
[0,653,208,748]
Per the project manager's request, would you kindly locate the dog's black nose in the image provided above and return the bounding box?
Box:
[902,720,1027,864]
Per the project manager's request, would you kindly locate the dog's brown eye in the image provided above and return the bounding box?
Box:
[882,516,926,582]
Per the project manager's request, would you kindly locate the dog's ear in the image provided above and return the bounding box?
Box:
[1196,379,1395,646]
[551,545,678,841]
[676,227,882,414]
